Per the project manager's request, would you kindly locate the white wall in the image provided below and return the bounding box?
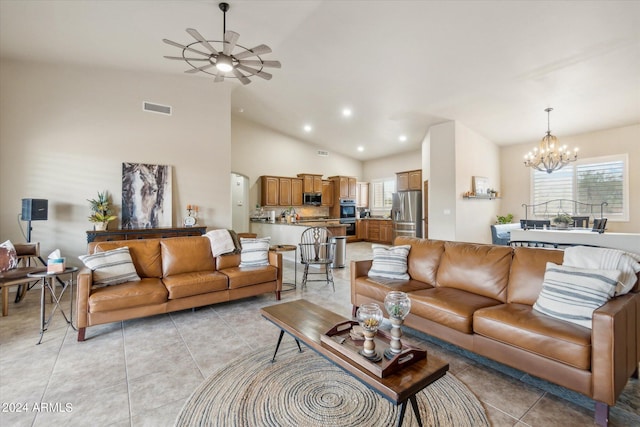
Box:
[0,59,232,265]
[427,122,457,241]
[500,124,640,233]
[362,149,421,183]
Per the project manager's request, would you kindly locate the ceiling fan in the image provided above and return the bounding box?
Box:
[162,2,281,85]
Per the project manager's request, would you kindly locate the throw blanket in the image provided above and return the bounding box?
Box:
[205,229,236,257]
[563,246,640,295]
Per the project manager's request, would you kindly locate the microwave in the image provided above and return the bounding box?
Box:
[303,193,322,206]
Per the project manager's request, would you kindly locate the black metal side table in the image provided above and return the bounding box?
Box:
[28,267,78,344]
[269,245,297,291]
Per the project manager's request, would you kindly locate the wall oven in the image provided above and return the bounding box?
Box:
[339,199,356,236]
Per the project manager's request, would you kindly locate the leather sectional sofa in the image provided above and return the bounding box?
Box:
[77,236,282,341]
[351,236,639,426]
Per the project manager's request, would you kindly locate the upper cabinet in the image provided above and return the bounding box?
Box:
[261,176,279,206]
[356,182,369,208]
[291,178,303,206]
[397,169,422,191]
[278,177,292,206]
[261,176,303,206]
[330,176,357,199]
[321,180,334,207]
[297,174,323,193]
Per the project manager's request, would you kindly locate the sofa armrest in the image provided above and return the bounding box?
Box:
[269,251,283,291]
[350,259,372,305]
[591,291,640,405]
[76,267,92,329]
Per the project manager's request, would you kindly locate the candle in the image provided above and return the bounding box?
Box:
[194,205,199,212]
[187,204,192,210]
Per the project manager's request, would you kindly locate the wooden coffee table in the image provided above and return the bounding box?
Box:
[261,299,449,427]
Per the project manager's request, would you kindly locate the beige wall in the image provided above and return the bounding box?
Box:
[362,149,421,183]
[0,59,231,265]
[427,122,457,241]
[500,124,640,233]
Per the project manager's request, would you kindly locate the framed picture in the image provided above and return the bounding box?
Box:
[122,162,172,229]
[472,176,489,196]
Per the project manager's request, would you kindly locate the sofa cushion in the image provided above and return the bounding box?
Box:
[354,276,432,303]
[533,263,619,329]
[436,242,512,302]
[239,237,271,267]
[474,303,592,370]
[162,271,229,299]
[369,244,411,280]
[79,246,141,287]
[88,278,168,312]
[395,237,444,286]
[0,240,18,272]
[220,265,277,289]
[93,239,162,278]
[409,287,502,334]
[161,236,216,277]
[508,247,564,305]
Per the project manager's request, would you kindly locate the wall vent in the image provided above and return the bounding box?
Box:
[143,101,172,115]
[317,150,329,157]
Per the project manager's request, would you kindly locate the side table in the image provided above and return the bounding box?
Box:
[28,267,78,345]
[269,245,297,291]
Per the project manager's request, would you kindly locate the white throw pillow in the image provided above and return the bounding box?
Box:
[240,237,271,267]
[369,244,411,280]
[533,262,620,329]
[79,246,141,287]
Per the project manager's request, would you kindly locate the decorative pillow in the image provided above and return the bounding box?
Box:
[239,237,271,267]
[78,247,141,287]
[369,244,411,280]
[0,240,18,272]
[533,262,620,329]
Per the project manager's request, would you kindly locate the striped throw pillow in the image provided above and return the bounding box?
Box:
[369,244,411,280]
[239,237,271,267]
[533,262,620,329]
[79,247,141,287]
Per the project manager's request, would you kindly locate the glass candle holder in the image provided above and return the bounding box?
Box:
[384,291,411,358]
[356,303,383,358]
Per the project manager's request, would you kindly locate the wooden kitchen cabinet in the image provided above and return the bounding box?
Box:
[329,176,357,199]
[397,169,422,191]
[348,177,357,199]
[321,180,334,207]
[380,220,393,244]
[261,176,279,206]
[356,219,368,240]
[356,182,369,207]
[291,178,303,206]
[279,177,292,206]
[298,174,323,193]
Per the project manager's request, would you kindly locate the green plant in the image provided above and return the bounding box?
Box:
[553,213,573,225]
[496,213,513,224]
[88,191,117,224]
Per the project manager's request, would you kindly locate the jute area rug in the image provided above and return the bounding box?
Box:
[175,344,489,427]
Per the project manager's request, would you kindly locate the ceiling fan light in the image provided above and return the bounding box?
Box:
[216,54,233,72]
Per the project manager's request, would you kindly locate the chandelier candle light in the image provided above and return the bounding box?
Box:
[524,108,578,174]
[356,303,384,361]
[384,291,412,359]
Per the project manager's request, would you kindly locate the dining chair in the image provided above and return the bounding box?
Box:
[592,218,607,234]
[571,216,590,228]
[298,227,336,291]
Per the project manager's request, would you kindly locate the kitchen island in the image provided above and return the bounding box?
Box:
[510,228,640,254]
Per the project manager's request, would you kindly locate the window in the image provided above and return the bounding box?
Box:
[371,178,396,210]
[531,154,628,221]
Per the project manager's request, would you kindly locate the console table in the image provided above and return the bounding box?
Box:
[86,226,207,243]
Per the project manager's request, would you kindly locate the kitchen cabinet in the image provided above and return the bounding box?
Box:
[356,219,368,240]
[321,180,334,207]
[380,221,393,244]
[329,176,357,199]
[261,176,279,206]
[279,177,292,206]
[359,219,393,244]
[291,178,303,206]
[349,177,357,199]
[298,174,323,193]
[367,220,380,241]
[356,182,369,208]
[396,170,422,191]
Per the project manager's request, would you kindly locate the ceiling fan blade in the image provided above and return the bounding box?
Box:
[233,44,272,60]
[239,59,281,68]
[163,39,210,57]
[223,31,240,56]
[185,63,215,74]
[164,56,209,61]
[186,28,219,55]
[232,68,252,85]
[237,64,272,80]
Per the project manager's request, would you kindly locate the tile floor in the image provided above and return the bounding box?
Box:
[1,242,638,427]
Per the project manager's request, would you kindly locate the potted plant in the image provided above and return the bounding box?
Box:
[496,213,514,224]
[552,213,573,229]
[88,191,117,231]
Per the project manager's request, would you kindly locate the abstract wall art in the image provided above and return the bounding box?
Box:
[122,162,172,229]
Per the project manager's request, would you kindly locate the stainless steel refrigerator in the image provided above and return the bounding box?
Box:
[391,191,422,240]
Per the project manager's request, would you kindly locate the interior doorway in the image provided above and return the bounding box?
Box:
[231,172,249,232]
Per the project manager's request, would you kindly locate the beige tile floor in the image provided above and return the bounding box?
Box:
[1,242,638,426]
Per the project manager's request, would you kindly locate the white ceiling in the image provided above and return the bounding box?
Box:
[1,0,639,160]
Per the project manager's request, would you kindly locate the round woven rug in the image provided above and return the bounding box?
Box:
[175,344,489,427]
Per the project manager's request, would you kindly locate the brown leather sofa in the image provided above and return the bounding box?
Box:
[77,236,282,341]
[351,237,640,426]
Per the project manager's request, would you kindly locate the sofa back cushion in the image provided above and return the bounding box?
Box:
[395,237,445,286]
[92,239,163,278]
[508,247,565,305]
[161,236,216,277]
[436,242,512,302]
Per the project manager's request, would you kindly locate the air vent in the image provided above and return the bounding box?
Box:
[143,101,172,115]
[317,150,329,157]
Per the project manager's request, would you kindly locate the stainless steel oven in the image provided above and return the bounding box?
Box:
[339,199,356,236]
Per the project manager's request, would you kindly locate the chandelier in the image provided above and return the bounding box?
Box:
[524,108,578,174]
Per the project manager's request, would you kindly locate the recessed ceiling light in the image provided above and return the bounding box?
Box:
[399,135,407,142]
[303,124,312,132]
[357,146,364,152]
[342,108,352,117]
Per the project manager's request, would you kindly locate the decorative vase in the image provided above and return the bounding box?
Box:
[383,291,411,359]
[94,222,108,231]
[356,303,383,360]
